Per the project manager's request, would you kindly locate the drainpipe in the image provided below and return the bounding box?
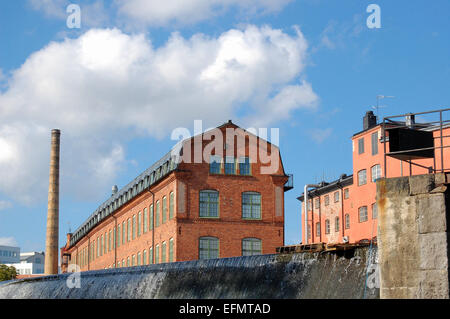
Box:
[147,187,155,264]
[112,215,117,268]
[87,237,90,271]
[304,184,320,245]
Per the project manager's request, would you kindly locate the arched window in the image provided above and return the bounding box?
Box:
[150,204,154,230]
[143,250,147,265]
[155,244,160,264]
[149,247,153,264]
[138,211,142,237]
[156,200,160,226]
[371,164,381,182]
[169,192,174,219]
[242,192,261,219]
[359,206,368,222]
[143,208,148,234]
[372,202,378,219]
[199,190,219,217]
[169,238,174,262]
[162,241,167,263]
[162,196,167,224]
[199,237,219,260]
[242,238,262,256]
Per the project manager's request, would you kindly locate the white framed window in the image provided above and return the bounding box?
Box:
[372,202,378,219]
[358,169,367,186]
[325,219,330,234]
[371,164,381,182]
[359,206,368,223]
[334,191,339,203]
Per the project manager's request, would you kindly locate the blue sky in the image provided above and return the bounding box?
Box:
[0,0,449,251]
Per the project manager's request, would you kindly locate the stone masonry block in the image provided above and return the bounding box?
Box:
[409,174,434,195]
[418,270,449,299]
[416,193,447,233]
[434,173,446,186]
[418,232,449,270]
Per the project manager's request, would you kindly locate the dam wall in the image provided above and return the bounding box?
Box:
[0,247,378,299]
[377,173,450,299]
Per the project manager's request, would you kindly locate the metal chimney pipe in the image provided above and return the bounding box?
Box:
[304,184,320,245]
[44,129,61,275]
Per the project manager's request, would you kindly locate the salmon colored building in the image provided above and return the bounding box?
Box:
[61,121,292,272]
[299,108,450,245]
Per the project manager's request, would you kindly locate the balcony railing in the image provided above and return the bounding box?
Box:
[284,174,293,191]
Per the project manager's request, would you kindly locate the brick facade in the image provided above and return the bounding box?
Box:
[61,122,289,272]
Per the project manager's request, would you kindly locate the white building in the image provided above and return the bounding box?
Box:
[0,245,20,264]
[6,252,45,275]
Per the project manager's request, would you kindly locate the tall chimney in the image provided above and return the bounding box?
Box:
[44,129,60,275]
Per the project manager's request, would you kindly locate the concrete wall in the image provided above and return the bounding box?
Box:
[377,173,450,299]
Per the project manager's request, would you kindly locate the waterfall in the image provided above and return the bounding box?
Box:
[0,247,379,299]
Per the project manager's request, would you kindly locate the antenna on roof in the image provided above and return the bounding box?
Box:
[372,95,395,122]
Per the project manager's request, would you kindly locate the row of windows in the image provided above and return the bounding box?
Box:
[199,237,262,259]
[0,250,18,257]
[308,188,350,211]
[357,164,381,186]
[200,190,262,219]
[77,237,262,268]
[210,156,251,176]
[74,190,263,265]
[74,191,176,267]
[116,238,175,268]
[357,131,379,156]
[309,203,378,238]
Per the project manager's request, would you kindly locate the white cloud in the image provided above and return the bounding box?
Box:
[0,237,18,247]
[115,0,292,27]
[0,26,317,204]
[28,0,110,28]
[29,0,291,28]
[310,128,333,144]
[28,0,69,19]
[0,200,12,211]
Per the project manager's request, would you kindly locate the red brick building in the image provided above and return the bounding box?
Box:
[61,121,292,272]
[299,109,450,245]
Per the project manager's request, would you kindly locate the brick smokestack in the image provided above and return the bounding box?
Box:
[44,129,60,275]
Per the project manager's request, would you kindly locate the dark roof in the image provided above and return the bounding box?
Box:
[297,174,353,202]
[70,149,179,247]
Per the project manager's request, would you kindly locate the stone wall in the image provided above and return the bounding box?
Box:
[377,173,450,299]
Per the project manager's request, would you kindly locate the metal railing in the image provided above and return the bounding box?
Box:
[284,174,294,191]
[382,107,450,178]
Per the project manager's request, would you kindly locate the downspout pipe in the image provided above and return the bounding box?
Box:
[147,187,155,264]
[304,184,320,245]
